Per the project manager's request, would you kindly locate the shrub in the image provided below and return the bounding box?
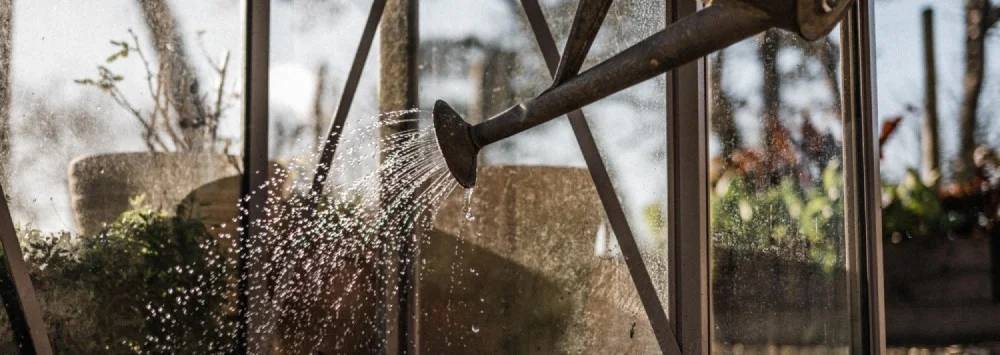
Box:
[0,198,236,354]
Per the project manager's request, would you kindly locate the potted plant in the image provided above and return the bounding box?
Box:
[69,29,242,235]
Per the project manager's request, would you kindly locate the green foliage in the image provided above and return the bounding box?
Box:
[0,198,236,354]
[73,66,125,91]
[709,160,845,272]
[79,198,237,353]
[881,169,962,241]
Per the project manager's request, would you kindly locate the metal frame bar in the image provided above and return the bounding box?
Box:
[379,1,420,353]
[310,0,388,197]
[236,0,269,354]
[0,183,52,354]
[665,0,710,353]
[840,0,885,353]
[519,1,680,354]
[228,1,885,355]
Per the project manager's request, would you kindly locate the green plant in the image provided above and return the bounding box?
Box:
[0,197,237,354]
[79,197,237,353]
[709,160,845,272]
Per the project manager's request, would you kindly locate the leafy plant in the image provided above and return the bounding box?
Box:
[0,197,237,354]
[78,197,237,353]
[709,160,845,272]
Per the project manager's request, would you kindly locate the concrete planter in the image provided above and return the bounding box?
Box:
[883,236,1000,344]
[68,152,241,235]
[422,165,660,354]
[711,246,850,347]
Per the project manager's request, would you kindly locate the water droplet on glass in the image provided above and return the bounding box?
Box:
[471,325,480,334]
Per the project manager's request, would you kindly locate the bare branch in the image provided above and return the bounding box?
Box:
[210,51,230,149]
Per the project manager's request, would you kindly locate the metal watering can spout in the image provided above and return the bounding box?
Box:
[434,0,853,188]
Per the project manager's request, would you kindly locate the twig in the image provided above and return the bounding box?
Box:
[211,51,230,150]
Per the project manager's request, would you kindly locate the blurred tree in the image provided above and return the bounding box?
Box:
[710,49,742,162]
[921,8,941,185]
[137,0,211,151]
[759,30,783,157]
[957,0,1000,181]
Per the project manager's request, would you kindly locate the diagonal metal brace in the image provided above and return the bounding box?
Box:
[0,184,52,355]
[550,0,614,87]
[520,1,680,353]
[310,0,388,197]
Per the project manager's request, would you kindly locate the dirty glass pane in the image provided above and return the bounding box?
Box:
[562,0,670,309]
[416,0,663,352]
[707,26,852,352]
[269,0,380,164]
[0,1,14,342]
[0,1,245,352]
[875,1,1000,352]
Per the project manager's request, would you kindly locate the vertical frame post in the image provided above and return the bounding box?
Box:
[665,0,710,353]
[841,0,885,353]
[236,0,269,354]
[379,0,419,353]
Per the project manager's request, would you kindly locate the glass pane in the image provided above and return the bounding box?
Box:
[707,26,852,352]
[417,0,663,352]
[0,1,11,346]
[0,1,244,352]
[575,0,670,309]
[876,1,1000,352]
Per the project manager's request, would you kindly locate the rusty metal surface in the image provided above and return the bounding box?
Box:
[0,183,52,355]
[519,0,680,353]
[471,1,771,147]
[435,0,859,188]
[550,0,614,86]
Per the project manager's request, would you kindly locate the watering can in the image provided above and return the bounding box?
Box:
[434,0,853,188]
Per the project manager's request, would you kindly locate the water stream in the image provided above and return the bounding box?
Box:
[144,110,463,353]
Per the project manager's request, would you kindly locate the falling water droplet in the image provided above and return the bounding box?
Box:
[463,188,475,221]
[471,325,480,334]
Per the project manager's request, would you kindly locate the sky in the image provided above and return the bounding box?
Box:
[875,0,1000,180]
[4,0,998,237]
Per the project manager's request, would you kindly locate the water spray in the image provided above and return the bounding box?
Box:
[434,0,853,188]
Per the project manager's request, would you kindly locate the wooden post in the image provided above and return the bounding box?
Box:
[920,8,940,185]
[379,0,419,353]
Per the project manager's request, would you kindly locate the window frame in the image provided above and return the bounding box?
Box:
[0,0,886,353]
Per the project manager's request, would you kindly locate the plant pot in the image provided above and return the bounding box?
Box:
[68,152,242,236]
[420,165,659,354]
